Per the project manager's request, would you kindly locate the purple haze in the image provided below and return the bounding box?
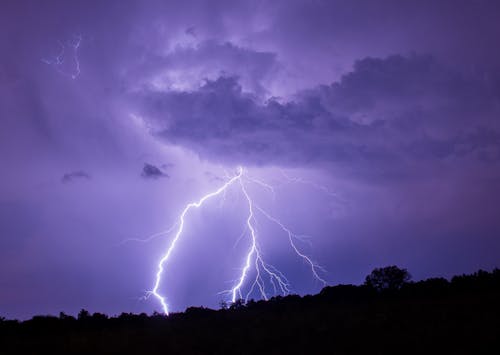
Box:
[1,0,500,319]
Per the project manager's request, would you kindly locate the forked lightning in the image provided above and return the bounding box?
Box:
[150,167,326,315]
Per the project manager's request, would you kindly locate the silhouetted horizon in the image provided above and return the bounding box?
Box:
[2,265,498,321]
[2,266,499,354]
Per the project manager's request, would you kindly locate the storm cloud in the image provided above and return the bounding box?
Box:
[141,163,169,179]
[61,170,91,184]
[138,54,500,174]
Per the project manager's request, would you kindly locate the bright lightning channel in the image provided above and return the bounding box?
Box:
[151,168,244,314]
[150,166,327,315]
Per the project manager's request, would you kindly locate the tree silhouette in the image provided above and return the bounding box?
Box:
[365,265,411,291]
[1,268,499,354]
[219,300,229,310]
[77,309,90,320]
[229,298,246,310]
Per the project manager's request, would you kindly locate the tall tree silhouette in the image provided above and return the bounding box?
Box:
[365,265,411,291]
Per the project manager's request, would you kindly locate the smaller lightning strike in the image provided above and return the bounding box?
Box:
[255,205,327,286]
[244,175,277,200]
[42,34,82,80]
[280,169,338,199]
[71,35,82,79]
[279,169,348,218]
[115,222,179,246]
[41,41,65,66]
[232,225,249,249]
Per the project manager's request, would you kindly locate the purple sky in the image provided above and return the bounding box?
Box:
[1,0,500,319]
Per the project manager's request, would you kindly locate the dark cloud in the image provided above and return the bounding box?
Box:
[141,163,169,179]
[61,170,91,184]
[138,54,500,174]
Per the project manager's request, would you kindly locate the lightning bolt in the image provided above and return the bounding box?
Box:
[228,178,292,303]
[148,167,327,315]
[42,34,82,80]
[151,168,245,314]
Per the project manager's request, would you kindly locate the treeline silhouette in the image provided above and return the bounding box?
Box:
[1,267,499,354]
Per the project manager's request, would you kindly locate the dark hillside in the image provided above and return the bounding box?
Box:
[1,268,499,354]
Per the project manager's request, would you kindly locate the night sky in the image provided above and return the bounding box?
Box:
[1,0,500,319]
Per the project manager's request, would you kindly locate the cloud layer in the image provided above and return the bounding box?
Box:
[138,54,500,175]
